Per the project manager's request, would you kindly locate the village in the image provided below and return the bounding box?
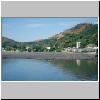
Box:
[2,42,98,56]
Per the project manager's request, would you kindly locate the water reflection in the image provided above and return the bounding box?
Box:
[76,60,80,66]
[48,60,98,81]
[2,58,98,81]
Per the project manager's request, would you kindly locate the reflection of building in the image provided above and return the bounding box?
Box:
[76,60,80,66]
[76,42,81,48]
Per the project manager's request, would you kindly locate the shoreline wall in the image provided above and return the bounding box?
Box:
[2,52,97,60]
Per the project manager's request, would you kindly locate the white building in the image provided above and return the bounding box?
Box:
[2,48,6,52]
[26,46,31,52]
[46,47,51,52]
[76,42,81,48]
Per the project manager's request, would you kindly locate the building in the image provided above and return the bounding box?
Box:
[26,46,31,52]
[86,44,97,48]
[46,47,51,51]
[2,48,6,52]
[76,42,81,48]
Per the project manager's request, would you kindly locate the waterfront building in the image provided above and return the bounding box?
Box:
[76,42,81,48]
[86,44,96,48]
[46,47,51,51]
[26,46,31,52]
[2,48,6,52]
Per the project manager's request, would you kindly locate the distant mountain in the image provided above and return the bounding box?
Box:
[2,23,98,52]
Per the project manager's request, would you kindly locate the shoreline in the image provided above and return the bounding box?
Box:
[2,52,97,60]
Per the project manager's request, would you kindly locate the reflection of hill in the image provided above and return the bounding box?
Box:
[49,60,98,80]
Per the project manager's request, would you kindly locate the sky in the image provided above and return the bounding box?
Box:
[2,18,98,42]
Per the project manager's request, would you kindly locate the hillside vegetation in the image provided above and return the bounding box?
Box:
[2,23,98,52]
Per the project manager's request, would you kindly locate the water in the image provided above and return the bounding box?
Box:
[2,58,98,81]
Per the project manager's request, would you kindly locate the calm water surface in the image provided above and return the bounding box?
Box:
[2,58,98,81]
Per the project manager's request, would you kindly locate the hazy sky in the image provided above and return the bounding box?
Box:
[2,18,98,42]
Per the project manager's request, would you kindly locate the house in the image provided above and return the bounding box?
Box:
[86,44,98,52]
[86,44,97,48]
[2,48,6,52]
[76,42,81,48]
[46,47,51,51]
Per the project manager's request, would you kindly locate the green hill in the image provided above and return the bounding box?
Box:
[2,23,98,52]
[2,37,18,48]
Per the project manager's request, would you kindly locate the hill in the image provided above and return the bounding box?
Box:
[2,37,18,48]
[2,23,98,52]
